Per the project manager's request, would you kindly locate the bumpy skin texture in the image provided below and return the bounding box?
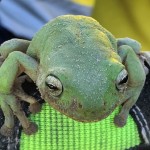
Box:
[0,15,150,136]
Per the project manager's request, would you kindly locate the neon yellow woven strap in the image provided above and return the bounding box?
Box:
[20,103,140,150]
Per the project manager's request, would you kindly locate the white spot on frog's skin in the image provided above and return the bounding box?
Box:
[58,45,62,48]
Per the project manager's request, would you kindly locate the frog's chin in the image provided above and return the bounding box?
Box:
[66,105,117,123]
[43,92,121,122]
[45,98,118,123]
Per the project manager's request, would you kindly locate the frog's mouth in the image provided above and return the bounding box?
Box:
[44,95,119,122]
[66,102,118,122]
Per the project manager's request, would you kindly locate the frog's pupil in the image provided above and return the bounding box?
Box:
[46,83,58,90]
[119,75,128,85]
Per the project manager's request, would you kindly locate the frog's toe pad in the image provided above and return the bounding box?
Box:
[0,125,14,137]
[23,122,38,135]
[114,115,127,127]
[29,102,42,114]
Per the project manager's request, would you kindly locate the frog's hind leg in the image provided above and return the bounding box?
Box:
[0,52,14,136]
[0,44,41,114]
[0,100,14,136]
[0,51,38,136]
[0,45,39,135]
[6,95,38,135]
[14,75,42,114]
[0,76,40,136]
[0,94,37,136]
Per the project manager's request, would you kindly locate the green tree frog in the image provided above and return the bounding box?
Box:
[0,15,150,137]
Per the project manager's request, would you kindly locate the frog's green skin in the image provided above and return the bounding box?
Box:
[0,15,150,137]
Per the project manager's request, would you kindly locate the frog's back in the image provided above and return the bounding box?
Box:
[27,15,117,59]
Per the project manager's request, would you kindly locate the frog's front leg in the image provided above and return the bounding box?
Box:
[0,97,14,136]
[0,39,30,58]
[117,38,141,54]
[114,45,146,127]
[117,38,150,74]
[0,51,38,136]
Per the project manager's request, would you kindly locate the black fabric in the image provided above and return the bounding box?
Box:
[128,144,150,150]
[137,71,150,127]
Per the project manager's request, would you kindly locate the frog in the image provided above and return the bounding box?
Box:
[0,15,150,137]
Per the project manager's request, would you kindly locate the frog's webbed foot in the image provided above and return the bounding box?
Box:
[138,51,150,75]
[0,93,38,136]
[114,96,139,127]
[114,113,127,127]
[23,122,38,135]
[14,75,42,114]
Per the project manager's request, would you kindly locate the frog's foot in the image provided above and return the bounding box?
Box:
[0,93,38,136]
[29,102,42,114]
[114,114,127,127]
[0,125,14,137]
[0,99,15,137]
[139,51,150,75]
[23,122,38,135]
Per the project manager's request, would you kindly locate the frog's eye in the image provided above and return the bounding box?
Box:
[116,69,128,92]
[45,75,63,97]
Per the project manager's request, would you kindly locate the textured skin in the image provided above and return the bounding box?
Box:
[0,15,149,136]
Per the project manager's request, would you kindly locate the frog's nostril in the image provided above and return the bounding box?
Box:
[78,103,83,109]
[91,111,96,114]
[104,101,106,106]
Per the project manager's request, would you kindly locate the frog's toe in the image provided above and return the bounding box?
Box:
[114,115,127,127]
[23,122,38,135]
[0,125,14,137]
[29,102,42,114]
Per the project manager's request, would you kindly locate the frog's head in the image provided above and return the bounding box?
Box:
[37,51,128,122]
[30,14,131,122]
